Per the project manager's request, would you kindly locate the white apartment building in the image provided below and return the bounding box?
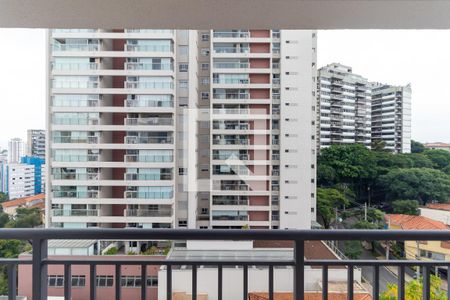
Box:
[317,63,372,149]
[47,29,317,230]
[370,83,412,153]
[27,129,46,159]
[8,138,24,163]
[7,163,35,200]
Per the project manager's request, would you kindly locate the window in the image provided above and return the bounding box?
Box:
[72,275,86,287]
[179,168,187,175]
[201,63,209,70]
[147,276,158,287]
[96,275,114,287]
[201,208,208,214]
[201,92,209,100]
[178,220,187,227]
[48,275,64,287]
[201,48,210,56]
[179,63,189,72]
[201,77,209,85]
[178,80,188,89]
[201,33,210,41]
[121,276,142,288]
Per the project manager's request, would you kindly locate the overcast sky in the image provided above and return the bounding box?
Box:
[0,29,449,150]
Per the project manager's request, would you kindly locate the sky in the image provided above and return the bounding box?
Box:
[0,29,449,149]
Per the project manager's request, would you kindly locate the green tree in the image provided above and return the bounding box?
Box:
[0,193,7,203]
[424,149,450,169]
[317,188,349,228]
[318,144,377,202]
[411,140,426,153]
[408,153,433,169]
[443,164,450,175]
[343,241,363,259]
[378,168,450,204]
[0,213,10,228]
[391,200,419,215]
[6,207,42,228]
[380,275,446,300]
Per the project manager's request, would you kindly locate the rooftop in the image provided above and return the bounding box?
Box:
[1,193,45,208]
[424,203,450,212]
[385,214,449,230]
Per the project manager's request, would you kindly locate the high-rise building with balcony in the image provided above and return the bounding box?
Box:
[8,137,24,163]
[47,29,317,231]
[27,129,46,159]
[6,163,35,200]
[370,83,411,153]
[317,63,372,149]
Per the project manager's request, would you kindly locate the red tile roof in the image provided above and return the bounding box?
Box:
[425,203,450,212]
[385,214,449,230]
[1,193,45,209]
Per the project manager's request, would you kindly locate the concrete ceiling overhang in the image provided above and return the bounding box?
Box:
[0,0,449,29]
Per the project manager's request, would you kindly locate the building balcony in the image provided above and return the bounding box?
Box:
[51,209,99,217]
[124,81,174,89]
[124,154,173,163]
[124,208,173,217]
[124,117,173,126]
[124,62,173,71]
[124,136,173,144]
[6,229,450,300]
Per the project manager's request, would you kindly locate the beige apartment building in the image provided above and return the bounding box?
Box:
[47,29,317,232]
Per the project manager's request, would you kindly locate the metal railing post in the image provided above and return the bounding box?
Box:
[32,238,47,300]
[7,264,16,300]
[294,240,304,300]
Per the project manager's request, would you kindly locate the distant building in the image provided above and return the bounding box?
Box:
[0,160,7,194]
[157,240,366,300]
[1,193,45,216]
[386,214,450,268]
[317,63,372,148]
[8,138,24,163]
[370,83,411,153]
[317,63,412,153]
[424,142,450,152]
[6,163,35,199]
[18,252,162,300]
[419,203,450,225]
[20,156,45,194]
[26,129,46,159]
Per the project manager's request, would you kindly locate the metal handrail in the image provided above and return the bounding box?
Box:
[0,229,449,300]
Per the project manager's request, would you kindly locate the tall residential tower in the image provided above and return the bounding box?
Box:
[317,63,372,149]
[47,29,317,230]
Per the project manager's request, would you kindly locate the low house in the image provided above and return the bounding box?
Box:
[158,241,366,300]
[419,203,450,225]
[1,193,44,215]
[385,214,450,263]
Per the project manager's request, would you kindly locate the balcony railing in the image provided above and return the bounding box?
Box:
[124,136,173,144]
[124,173,172,180]
[52,62,99,70]
[124,117,173,126]
[124,81,173,89]
[124,209,173,217]
[124,99,174,108]
[213,93,250,99]
[124,154,173,163]
[124,62,173,71]
[51,209,99,217]
[1,230,450,300]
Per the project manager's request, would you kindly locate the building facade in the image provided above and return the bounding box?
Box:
[27,129,46,159]
[46,29,317,230]
[8,137,24,163]
[7,163,35,200]
[370,83,411,153]
[21,156,46,194]
[317,63,372,149]
[317,63,412,153]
